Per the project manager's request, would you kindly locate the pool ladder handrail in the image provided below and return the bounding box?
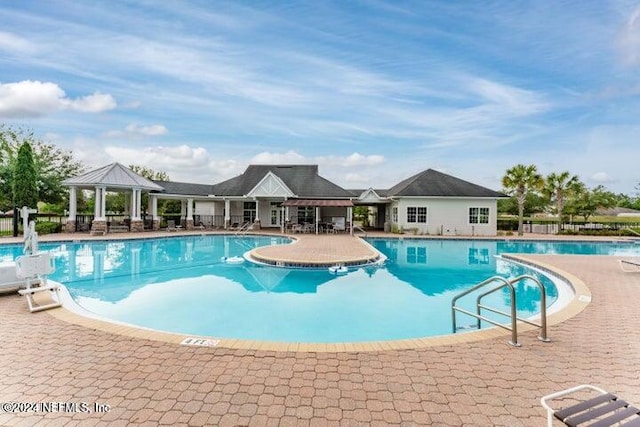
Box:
[451,274,551,347]
[234,221,254,235]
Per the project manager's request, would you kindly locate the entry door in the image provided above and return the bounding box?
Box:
[270,202,283,227]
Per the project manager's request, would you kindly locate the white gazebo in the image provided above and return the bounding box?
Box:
[63,163,165,234]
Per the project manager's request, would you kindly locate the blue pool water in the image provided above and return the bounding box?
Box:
[1,236,639,342]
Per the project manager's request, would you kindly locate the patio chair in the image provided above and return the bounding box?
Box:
[166,220,181,232]
[541,384,640,427]
[619,259,640,272]
[15,252,61,313]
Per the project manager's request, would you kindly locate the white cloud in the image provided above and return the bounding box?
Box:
[467,78,549,116]
[344,173,370,185]
[590,172,617,184]
[105,144,210,168]
[250,150,308,164]
[617,6,640,66]
[250,150,385,168]
[126,124,167,136]
[0,31,36,53]
[103,123,168,138]
[0,80,116,118]
[319,153,386,167]
[63,91,117,113]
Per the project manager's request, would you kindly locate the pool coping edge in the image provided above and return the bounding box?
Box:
[42,254,591,353]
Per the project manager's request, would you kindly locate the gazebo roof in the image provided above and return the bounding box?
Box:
[63,162,165,191]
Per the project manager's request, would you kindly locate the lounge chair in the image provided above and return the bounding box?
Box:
[619,259,640,272]
[541,384,640,427]
[166,220,182,232]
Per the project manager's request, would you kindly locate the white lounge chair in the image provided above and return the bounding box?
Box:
[619,259,640,272]
[15,252,61,313]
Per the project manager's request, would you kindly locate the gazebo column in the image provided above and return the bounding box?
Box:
[91,186,108,235]
[186,198,194,230]
[151,195,160,231]
[284,203,290,232]
[180,200,186,227]
[253,198,261,230]
[348,206,353,235]
[315,206,320,234]
[65,186,78,233]
[224,199,231,229]
[130,188,144,232]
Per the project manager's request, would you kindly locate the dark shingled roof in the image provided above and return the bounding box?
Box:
[210,165,353,198]
[386,169,505,198]
[151,180,214,196]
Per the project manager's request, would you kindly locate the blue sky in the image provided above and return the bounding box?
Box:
[1,1,639,193]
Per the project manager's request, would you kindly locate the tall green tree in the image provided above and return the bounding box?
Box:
[0,125,84,211]
[565,184,617,221]
[129,165,170,181]
[501,164,544,236]
[544,171,582,225]
[12,142,38,209]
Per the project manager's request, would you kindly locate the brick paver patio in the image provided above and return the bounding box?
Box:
[1,233,639,426]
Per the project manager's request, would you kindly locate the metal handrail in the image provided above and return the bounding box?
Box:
[234,221,253,235]
[451,274,551,346]
[507,275,550,342]
[451,276,520,346]
[625,227,640,237]
[353,224,367,236]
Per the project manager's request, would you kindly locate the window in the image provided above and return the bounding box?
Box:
[392,207,398,223]
[297,207,314,224]
[407,207,416,223]
[469,207,489,224]
[407,206,427,223]
[407,246,427,264]
[468,247,490,264]
[243,201,256,223]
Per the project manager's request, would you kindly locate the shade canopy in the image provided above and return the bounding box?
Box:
[63,162,165,191]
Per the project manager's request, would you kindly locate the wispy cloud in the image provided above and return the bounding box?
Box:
[0,31,36,54]
[617,5,640,66]
[1,1,639,193]
[103,123,168,139]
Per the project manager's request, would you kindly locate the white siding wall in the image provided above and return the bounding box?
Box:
[391,198,498,236]
[194,201,217,215]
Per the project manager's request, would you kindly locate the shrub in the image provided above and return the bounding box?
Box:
[35,221,62,235]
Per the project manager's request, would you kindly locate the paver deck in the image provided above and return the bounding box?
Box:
[249,234,381,267]
[1,232,639,426]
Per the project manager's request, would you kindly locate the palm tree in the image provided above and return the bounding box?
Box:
[501,164,543,236]
[544,171,581,229]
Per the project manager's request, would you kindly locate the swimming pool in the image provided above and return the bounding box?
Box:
[2,236,638,343]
